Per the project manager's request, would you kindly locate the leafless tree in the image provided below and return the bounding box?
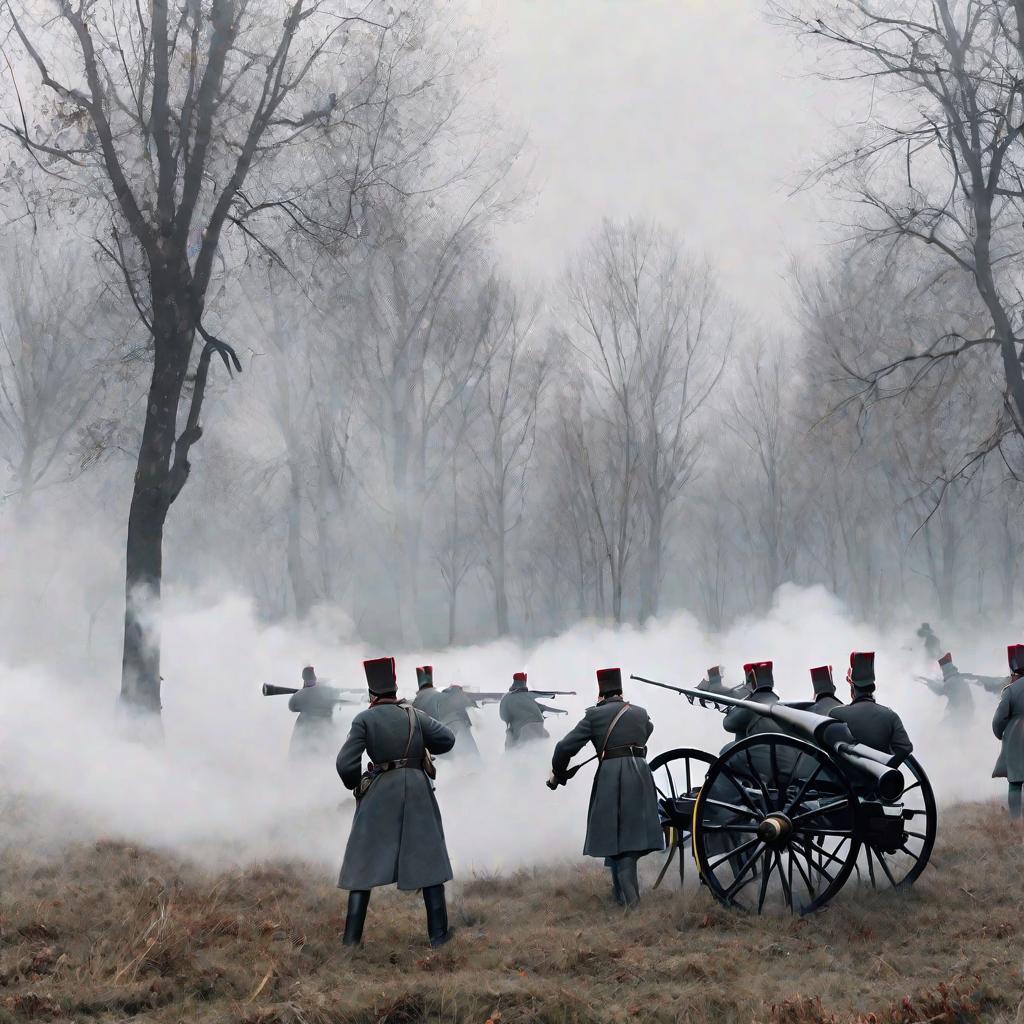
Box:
[775,0,1024,469]
[0,231,112,511]
[468,285,548,636]
[0,0,473,713]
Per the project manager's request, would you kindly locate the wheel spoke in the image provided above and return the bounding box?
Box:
[791,799,850,825]
[783,764,823,816]
[872,848,899,887]
[777,849,794,910]
[700,798,762,820]
[700,823,762,834]
[865,846,877,887]
[707,835,761,871]
[790,842,817,904]
[756,849,773,912]
[799,828,854,838]
[685,758,692,793]
[653,844,678,890]
[902,781,922,795]
[904,830,929,840]
[723,842,765,900]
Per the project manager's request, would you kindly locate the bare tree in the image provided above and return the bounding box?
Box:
[469,285,548,636]
[0,232,112,511]
[775,0,1024,468]
[559,220,729,623]
[0,0,466,713]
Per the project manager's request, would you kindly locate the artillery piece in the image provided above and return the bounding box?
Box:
[631,676,936,915]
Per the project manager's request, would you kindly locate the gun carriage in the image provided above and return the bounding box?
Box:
[631,676,936,915]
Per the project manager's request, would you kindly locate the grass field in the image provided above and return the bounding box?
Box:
[0,802,1021,1023]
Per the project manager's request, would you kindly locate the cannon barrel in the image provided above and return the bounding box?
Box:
[630,676,905,801]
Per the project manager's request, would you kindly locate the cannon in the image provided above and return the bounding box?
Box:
[631,675,937,915]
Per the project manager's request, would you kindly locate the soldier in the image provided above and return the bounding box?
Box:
[723,662,779,739]
[917,622,942,660]
[499,671,560,750]
[697,665,750,699]
[336,656,456,948]
[992,644,1024,820]
[830,652,913,767]
[436,684,483,760]
[287,666,346,760]
[916,652,975,720]
[549,668,663,907]
[722,662,798,777]
[412,665,443,719]
[808,665,842,715]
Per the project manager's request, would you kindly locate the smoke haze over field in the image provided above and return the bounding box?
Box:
[0,582,1009,877]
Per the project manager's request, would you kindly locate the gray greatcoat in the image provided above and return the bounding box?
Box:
[412,686,443,720]
[992,677,1024,781]
[337,700,455,891]
[437,688,481,758]
[288,686,343,759]
[830,696,913,763]
[499,690,554,749]
[552,698,663,858]
[809,694,842,716]
[722,688,801,778]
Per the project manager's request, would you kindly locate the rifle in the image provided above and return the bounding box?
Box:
[262,683,362,703]
[630,674,905,801]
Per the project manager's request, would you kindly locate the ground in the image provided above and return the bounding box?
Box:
[0,803,1020,1024]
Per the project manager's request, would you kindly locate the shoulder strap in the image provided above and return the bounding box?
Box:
[600,702,632,760]
[402,705,418,760]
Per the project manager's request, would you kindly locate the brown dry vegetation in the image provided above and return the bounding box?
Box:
[0,802,1021,1024]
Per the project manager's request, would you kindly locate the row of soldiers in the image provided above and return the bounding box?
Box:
[303,641,1024,949]
[276,665,567,760]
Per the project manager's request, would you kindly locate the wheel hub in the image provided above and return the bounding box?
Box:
[757,813,793,845]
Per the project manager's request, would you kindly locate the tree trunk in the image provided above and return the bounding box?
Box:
[494,505,510,636]
[286,455,314,618]
[639,504,662,623]
[119,288,193,715]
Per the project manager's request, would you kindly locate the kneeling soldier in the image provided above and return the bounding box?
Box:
[337,657,456,948]
[549,668,663,907]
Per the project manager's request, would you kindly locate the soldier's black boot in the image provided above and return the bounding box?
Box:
[1010,783,1023,821]
[343,889,370,946]
[607,860,625,905]
[423,884,454,948]
[617,855,640,908]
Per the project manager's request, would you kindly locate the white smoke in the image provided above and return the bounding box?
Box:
[0,581,1009,878]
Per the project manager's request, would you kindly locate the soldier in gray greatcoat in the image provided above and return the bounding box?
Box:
[992,644,1024,820]
[697,664,751,699]
[288,666,351,760]
[412,665,443,719]
[722,661,799,778]
[916,652,975,721]
[830,652,913,767]
[808,665,842,715]
[336,657,456,948]
[917,622,942,660]
[436,684,483,760]
[549,668,663,908]
[499,671,559,750]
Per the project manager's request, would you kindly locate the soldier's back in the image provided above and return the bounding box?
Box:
[413,688,443,719]
[831,698,904,754]
[584,699,652,749]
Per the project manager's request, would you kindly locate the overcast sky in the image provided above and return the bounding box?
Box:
[464,0,852,323]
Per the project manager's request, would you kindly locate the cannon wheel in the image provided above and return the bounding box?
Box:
[858,754,936,889]
[692,733,862,915]
[648,748,717,889]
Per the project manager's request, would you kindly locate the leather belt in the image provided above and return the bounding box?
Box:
[603,745,647,759]
[370,758,410,772]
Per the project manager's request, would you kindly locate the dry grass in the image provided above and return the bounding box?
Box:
[0,802,1021,1023]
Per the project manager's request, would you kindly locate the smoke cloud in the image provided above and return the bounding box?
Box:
[0,581,1008,879]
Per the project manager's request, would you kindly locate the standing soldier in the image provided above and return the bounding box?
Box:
[916,652,974,721]
[499,671,561,750]
[437,684,484,760]
[992,644,1024,820]
[916,622,942,660]
[830,652,913,767]
[336,657,456,948]
[287,666,349,760]
[808,665,842,715]
[722,662,797,776]
[697,665,750,699]
[549,668,663,908]
[412,665,443,719]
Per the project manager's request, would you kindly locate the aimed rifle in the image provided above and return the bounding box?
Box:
[630,674,906,802]
[262,683,362,703]
[460,688,576,705]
